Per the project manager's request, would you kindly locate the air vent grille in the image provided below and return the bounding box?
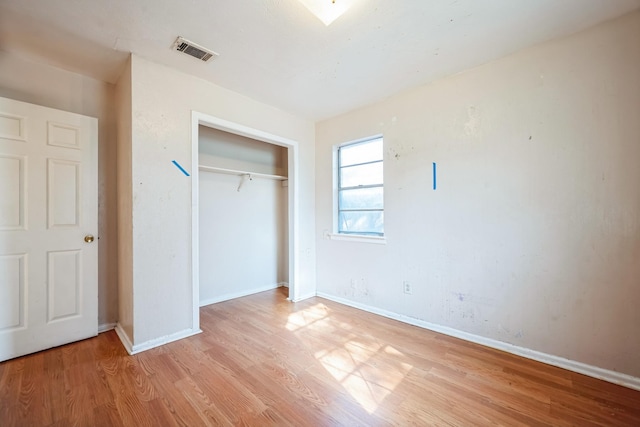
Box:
[173,37,218,62]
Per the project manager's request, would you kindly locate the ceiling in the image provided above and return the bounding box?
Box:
[1,0,639,121]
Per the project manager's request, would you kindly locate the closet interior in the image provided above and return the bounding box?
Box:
[198,125,289,306]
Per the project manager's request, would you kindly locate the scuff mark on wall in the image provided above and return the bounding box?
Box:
[461,308,475,320]
[451,291,495,306]
[386,140,416,161]
[498,323,524,341]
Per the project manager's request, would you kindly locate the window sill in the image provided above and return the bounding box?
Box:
[328,233,387,245]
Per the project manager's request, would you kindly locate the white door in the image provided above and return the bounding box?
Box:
[0,96,98,362]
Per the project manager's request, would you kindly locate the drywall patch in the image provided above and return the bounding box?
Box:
[464,105,482,137]
[454,105,484,140]
[343,277,371,300]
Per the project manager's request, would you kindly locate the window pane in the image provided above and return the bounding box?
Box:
[339,187,383,210]
[340,161,383,188]
[339,211,384,235]
[340,138,383,166]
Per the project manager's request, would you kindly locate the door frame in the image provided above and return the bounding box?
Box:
[190,111,300,330]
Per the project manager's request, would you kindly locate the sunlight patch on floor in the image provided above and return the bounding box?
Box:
[287,304,413,413]
[315,342,413,413]
[285,303,332,331]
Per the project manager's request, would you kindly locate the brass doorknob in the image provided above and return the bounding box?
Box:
[84,235,95,243]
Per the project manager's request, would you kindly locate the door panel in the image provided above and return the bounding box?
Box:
[47,250,81,322]
[48,158,81,228]
[0,113,26,141]
[47,121,81,149]
[0,253,25,331]
[0,96,97,362]
[0,154,25,230]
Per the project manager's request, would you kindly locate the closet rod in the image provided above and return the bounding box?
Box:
[198,165,287,181]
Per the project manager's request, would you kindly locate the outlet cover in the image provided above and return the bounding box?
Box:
[403,281,412,294]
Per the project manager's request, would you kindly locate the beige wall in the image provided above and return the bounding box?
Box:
[115,56,133,339]
[0,50,119,328]
[124,55,315,346]
[315,11,640,378]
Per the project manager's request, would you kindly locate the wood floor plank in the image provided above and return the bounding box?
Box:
[145,397,183,427]
[0,358,23,407]
[1,286,639,426]
[192,356,269,422]
[145,372,213,427]
[112,392,155,427]
[92,400,125,427]
[173,375,234,426]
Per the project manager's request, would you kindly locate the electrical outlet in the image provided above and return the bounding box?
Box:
[403,281,412,294]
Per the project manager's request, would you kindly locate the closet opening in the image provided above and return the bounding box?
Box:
[190,112,300,331]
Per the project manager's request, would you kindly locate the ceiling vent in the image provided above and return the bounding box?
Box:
[173,36,218,62]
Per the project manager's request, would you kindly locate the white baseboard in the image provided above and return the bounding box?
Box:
[98,322,116,333]
[289,291,316,302]
[199,283,283,307]
[114,322,202,355]
[114,323,134,354]
[316,292,640,392]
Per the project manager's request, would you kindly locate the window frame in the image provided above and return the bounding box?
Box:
[334,135,384,239]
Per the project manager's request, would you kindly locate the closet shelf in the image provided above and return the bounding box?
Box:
[198,165,287,181]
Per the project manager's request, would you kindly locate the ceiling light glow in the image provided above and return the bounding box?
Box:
[297,0,359,26]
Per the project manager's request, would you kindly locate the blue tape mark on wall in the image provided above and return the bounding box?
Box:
[172,160,190,177]
[433,162,437,190]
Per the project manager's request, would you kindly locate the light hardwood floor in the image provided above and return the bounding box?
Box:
[1,287,639,426]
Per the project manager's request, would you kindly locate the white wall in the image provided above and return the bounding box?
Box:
[0,50,119,328]
[315,11,640,379]
[123,54,315,346]
[199,127,288,305]
[199,175,287,304]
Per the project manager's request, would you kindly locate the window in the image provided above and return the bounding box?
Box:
[337,136,384,236]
